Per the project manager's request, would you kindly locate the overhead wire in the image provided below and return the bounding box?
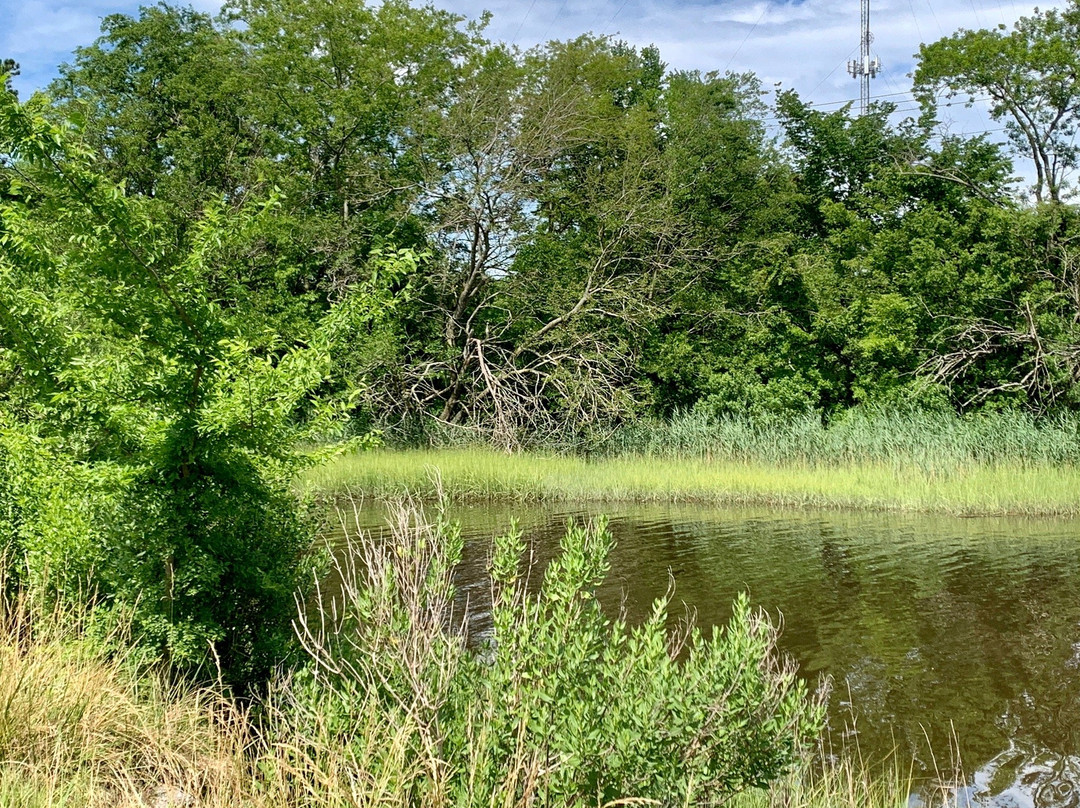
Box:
[725,2,771,72]
[511,0,540,44]
[539,0,571,44]
[607,0,632,27]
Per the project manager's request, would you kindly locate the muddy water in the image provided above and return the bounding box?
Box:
[336,502,1080,807]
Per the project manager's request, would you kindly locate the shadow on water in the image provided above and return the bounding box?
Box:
[328,501,1080,807]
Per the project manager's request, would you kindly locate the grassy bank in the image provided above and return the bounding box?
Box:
[0,507,936,808]
[305,446,1080,516]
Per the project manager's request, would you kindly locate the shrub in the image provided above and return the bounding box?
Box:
[0,88,410,686]
[290,503,825,806]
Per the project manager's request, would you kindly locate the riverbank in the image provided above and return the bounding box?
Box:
[305,446,1080,516]
[0,514,925,808]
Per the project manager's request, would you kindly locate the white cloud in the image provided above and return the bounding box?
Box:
[0,0,1061,188]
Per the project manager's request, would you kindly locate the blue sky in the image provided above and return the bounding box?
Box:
[0,0,1058,155]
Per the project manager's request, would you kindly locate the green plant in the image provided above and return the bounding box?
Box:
[292,503,824,806]
[0,89,411,685]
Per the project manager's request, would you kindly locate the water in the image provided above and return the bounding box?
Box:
[335,502,1080,807]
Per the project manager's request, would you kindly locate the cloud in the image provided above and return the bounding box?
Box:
[0,0,1058,187]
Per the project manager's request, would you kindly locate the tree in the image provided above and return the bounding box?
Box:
[1,59,17,98]
[0,89,408,685]
[51,6,252,210]
[226,0,481,290]
[914,0,1080,204]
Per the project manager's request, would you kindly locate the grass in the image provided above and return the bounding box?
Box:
[304,446,1080,516]
[603,408,1080,467]
[0,591,253,808]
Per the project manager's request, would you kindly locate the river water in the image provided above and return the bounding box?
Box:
[338,502,1080,807]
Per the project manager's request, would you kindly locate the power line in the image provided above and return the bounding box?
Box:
[511,0,540,44]
[725,3,771,72]
[539,0,571,44]
[607,0,632,27]
[804,45,860,98]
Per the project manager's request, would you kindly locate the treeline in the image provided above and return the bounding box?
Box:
[9,0,1080,446]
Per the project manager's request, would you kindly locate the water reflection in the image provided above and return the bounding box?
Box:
[332,502,1080,802]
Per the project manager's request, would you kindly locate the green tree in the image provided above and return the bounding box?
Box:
[914,0,1080,204]
[51,5,252,210]
[0,90,407,685]
[1,60,17,98]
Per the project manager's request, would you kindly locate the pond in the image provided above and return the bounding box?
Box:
[336,502,1080,807]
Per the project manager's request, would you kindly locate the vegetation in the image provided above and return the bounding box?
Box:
[311,408,1080,516]
[0,507,826,806]
[4,0,1080,801]
[11,0,1080,450]
[307,444,1080,516]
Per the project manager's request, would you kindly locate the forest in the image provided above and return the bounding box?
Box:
[11,0,1080,443]
[3,0,1080,805]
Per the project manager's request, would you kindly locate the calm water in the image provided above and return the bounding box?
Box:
[336,503,1080,807]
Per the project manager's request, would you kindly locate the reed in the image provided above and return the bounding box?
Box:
[305,446,1080,516]
[731,759,914,808]
[603,408,1080,468]
[381,408,1080,470]
[0,586,253,808]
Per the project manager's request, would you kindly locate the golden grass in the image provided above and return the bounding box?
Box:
[0,596,252,808]
[304,447,1080,517]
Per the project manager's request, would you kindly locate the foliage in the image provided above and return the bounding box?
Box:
[291,504,824,805]
[914,0,1080,204]
[0,90,407,685]
[34,0,1080,429]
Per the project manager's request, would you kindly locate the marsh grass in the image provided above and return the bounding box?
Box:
[383,408,1080,468]
[731,758,914,808]
[605,409,1080,468]
[0,583,253,808]
[324,410,1080,516]
[305,446,1080,516]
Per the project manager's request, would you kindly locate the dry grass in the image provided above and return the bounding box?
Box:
[0,590,253,808]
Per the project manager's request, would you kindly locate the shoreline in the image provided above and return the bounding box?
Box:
[304,447,1080,518]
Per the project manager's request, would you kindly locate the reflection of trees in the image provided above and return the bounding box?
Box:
[965,742,1080,808]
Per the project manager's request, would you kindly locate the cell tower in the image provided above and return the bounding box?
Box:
[846,0,881,114]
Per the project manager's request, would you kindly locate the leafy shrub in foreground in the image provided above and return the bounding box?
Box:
[292,505,825,806]
[0,87,408,686]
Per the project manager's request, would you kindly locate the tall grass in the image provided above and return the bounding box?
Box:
[384,407,1080,468]
[604,408,1080,468]
[319,409,1080,516]
[0,585,253,808]
[305,446,1080,516]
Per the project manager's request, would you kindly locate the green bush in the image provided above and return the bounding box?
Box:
[0,88,408,686]
[291,505,824,806]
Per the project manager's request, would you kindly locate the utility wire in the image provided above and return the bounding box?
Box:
[725,2,771,72]
[803,46,860,99]
[607,0,632,27]
[511,0,540,44]
[539,0,571,44]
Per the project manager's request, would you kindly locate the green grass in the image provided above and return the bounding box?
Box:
[305,446,1080,516]
[604,408,1080,467]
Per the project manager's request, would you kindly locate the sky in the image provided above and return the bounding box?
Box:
[0,0,1061,165]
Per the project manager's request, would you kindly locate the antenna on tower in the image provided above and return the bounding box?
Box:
[846,0,880,114]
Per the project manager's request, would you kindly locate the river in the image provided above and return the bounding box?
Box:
[336,502,1080,807]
